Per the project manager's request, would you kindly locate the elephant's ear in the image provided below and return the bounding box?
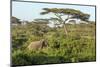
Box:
[40,39,44,45]
[42,40,45,45]
[43,40,48,47]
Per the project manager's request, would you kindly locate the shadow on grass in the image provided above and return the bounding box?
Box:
[12,55,72,67]
[12,54,96,67]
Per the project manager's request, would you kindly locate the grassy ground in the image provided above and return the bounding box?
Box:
[11,22,96,66]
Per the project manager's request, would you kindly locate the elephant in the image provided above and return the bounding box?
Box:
[27,39,48,50]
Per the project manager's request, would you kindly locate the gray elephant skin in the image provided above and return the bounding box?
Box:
[27,39,48,50]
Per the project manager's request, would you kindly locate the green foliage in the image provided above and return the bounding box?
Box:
[40,8,90,21]
[12,22,96,66]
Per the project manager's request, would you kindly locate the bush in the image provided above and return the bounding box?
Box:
[12,23,96,65]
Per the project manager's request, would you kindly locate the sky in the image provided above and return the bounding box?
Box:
[12,1,96,21]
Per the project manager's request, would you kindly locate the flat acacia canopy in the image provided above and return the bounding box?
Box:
[41,8,90,21]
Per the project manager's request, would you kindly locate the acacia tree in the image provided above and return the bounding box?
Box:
[40,8,90,35]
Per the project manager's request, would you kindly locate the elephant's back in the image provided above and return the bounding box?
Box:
[28,41,41,50]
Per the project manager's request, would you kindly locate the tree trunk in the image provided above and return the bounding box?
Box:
[63,18,69,36]
[63,24,68,36]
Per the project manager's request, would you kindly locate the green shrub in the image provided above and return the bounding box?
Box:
[12,23,96,65]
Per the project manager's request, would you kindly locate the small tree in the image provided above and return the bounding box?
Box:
[40,8,90,35]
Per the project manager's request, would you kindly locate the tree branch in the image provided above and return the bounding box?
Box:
[54,13,64,23]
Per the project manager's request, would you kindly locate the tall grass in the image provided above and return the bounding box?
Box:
[11,22,96,66]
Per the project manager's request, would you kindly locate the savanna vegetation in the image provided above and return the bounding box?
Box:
[11,8,96,66]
